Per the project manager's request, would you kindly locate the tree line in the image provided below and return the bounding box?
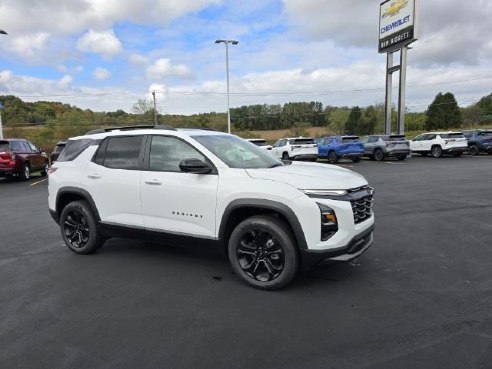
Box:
[1,91,491,136]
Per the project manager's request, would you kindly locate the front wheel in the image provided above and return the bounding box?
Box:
[282,152,290,161]
[60,201,103,254]
[431,145,442,158]
[228,216,299,290]
[396,154,407,161]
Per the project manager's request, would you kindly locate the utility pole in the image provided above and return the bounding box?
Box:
[0,29,7,139]
[152,91,157,127]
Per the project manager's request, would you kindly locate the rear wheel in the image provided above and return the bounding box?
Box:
[328,151,338,164]
[60,201,103,254]
[374,149,384,161]
[41,161,49,176]
[282,152,290,160]
[468,144,479,156]
[19,162,31,181]
[431,145,442,158]
[228,215,299,290]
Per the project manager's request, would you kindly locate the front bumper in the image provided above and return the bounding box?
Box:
[300,225,374,269]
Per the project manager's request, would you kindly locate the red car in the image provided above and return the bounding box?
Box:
[0,139,49,180]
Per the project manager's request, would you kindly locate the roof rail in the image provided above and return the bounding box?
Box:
[85,124,176,135]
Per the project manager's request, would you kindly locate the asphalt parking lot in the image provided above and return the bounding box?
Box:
[1,155,491,369]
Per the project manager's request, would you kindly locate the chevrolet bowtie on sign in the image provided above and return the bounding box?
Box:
[379,0,418,53]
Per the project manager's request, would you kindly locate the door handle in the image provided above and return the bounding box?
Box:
[87,173,101,179]
[145,179,162,185]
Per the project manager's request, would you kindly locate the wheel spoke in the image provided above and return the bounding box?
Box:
[237,248,256,256]
[265,257,283,272]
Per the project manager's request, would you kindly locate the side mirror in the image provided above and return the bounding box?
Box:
[267,147,272,150]
[179,158,212,174]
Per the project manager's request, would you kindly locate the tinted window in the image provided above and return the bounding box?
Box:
[250,140,269,147]
[26,141,38,152]
[342,136,360,143]
[388,135,406,141]
[0,141,10,152]
[367,136,378,143]
[104,136,143,170]
[290,138,314,145]
[149,136,206,172]
[440,133,464,139]
[53,143,66,153]
[58,139,97,162]
[93,139,109,166]
[10,141,25,151]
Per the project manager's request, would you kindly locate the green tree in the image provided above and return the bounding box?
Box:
[426,92,462,130]
[345,106,363,135]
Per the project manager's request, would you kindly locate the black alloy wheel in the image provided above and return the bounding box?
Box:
[60,201,102,254]
[282,152,290,160]
[228,216,298,290]
[41,161,49,176]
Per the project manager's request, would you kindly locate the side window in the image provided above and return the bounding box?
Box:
[279,140,286,147]
[149,136,205,173]
[428,134,436,140]
[93,139,109,166]
[10,141,24,151]
[104,136,144,170]
[272,140,280,148]
[58,138,97,162]
[367,136,377,143]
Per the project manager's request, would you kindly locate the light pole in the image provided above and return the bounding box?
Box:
[215,39,238,134]
[0,29,7,140]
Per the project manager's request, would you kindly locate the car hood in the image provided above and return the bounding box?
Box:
[246,162,368,190]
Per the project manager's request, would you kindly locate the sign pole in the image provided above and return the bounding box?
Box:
[397,46,408,135]
[384,52,393,135]
[0,108,3,140]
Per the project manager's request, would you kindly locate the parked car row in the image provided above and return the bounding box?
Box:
[248,129,492,164]
[0,139,49,180]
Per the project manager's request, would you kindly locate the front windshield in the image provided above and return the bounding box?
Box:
[192,134,283,169]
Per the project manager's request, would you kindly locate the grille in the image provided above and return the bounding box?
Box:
[350,186,374,224]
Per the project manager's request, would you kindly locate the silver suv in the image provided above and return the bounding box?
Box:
[363,134,411,161]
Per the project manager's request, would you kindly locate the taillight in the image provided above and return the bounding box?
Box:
[48,167,58,175]
[10,153,16,160]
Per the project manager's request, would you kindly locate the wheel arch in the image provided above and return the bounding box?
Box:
[218,199,308,254]
[56,187,101,223]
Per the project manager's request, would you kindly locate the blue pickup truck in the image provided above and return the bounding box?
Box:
[463,129,492,155]
[317,135,364,164]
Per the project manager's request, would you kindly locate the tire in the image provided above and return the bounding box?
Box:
[60,200,103,255]
[468,144,479,156]
[351,157,361,163]
[396,154,407,161]
[41,161,49,176]
[228,215,299,290]
[282,152,290,161]
[19,162,31,181]
[373,149,384,161]
[431,145,442,158]
[328,151,338,164]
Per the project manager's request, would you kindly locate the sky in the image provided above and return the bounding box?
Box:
[0,0,491,115]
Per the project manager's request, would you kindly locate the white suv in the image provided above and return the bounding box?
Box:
[271,137,318,161]
[410,131,468,158]
[48,126,374,289]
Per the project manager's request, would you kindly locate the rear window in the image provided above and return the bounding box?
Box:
[250,139,269,146]
[479,131,492,138]
[53,143,66,153]
[0,141,9,152]
[290,138,314,145]
[342,136,360,143]
[440,133,464,139]
[57,139,97,162]
[388,135,406,141]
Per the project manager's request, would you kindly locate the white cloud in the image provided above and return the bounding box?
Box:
[129,54,149,66]
[146,58,192,79]
[10,33,49,57]
[93,67,112,80]
[77,29,122,59]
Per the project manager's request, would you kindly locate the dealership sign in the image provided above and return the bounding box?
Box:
[379,0,417,53]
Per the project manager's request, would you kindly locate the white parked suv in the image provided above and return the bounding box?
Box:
[410,131,468,158]
[48,126,374,289]
[246,138,273,151]
[271,137,318,161]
